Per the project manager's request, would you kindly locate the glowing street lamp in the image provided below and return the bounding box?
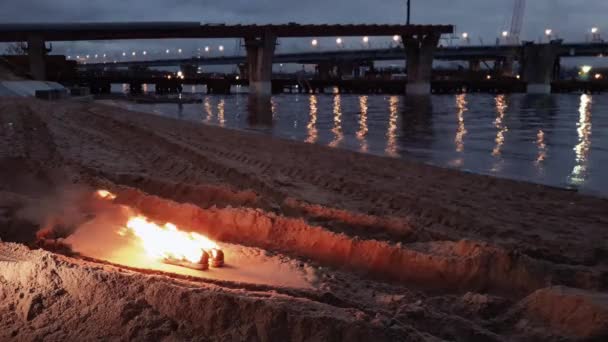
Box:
[591,27,601,42]
[131,51,136,56]
[393,35,401,42]
[94,54,98,58]
[177,48,182,54]
[545,28,553,41]
[462,32,470,45]
[218,45,224,52]
[363,36,369,43]
[166,49,170,54]
[311,39,318,47]
[581,65,592,74]
[336,37,343,46]
[204,46,210,52]
[502,31,509,38]
[142,51,147,55]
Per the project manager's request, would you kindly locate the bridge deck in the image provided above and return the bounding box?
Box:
[0,22,453,42]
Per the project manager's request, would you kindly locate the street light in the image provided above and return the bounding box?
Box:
[545,28,553,41]
[177,48,182,54]
[363,36,369,43]
[204,46,210,52]
[218,45,224,52]
[143,51,147,55]
[591,27,599,34]
[311,39,318,47]
[336,37,343,45]
[502,31,509,38]
[166,49,170,54]
[393,35,401,42]
[462,32,469,39]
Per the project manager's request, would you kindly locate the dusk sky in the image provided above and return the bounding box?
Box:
[0,0,605,62]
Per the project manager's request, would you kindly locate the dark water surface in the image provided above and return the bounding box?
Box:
[111,88,608,197]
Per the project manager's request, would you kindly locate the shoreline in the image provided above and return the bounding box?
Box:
[97,94,607,199]
[1,96,607,340]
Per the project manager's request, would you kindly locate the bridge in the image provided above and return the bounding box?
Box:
[0,22,452,97]
[79,42,608,68]
[2,22,605,95]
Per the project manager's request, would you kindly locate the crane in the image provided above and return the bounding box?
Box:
[508,0,526,44]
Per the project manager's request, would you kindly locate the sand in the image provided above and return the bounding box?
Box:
[0,97,607,341]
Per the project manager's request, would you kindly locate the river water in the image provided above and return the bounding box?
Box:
[110,86,608,197]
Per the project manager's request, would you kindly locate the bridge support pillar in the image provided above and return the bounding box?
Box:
[522,42,562,94]
[316,62,333,80]
[469,60,481,72]
[404,33,440,95]
[245,32,277,99]
[27,35,48,80]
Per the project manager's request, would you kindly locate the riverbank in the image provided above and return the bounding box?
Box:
[1,97,606,340]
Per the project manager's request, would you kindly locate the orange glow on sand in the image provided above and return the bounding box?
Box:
[96,189,223,269]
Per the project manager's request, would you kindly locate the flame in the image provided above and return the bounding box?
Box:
[96,189,116,200]
[124,216,218,264]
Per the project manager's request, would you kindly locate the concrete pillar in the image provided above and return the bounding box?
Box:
[27,35,47,80]
[316,62,332,81]
[404,33,440,95]
[468,60,481,72]
[522,42,562,94]
[238,63,248,79]
[245,32,277,98]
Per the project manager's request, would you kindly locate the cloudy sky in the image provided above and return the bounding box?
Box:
[0,0,605,59]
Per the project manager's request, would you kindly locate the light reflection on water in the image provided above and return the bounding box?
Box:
[571,94,593,185]
[114,93,608,197]
[357,96,369,152]
[329,94,343,148]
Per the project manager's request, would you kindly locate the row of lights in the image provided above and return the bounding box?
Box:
[68,46,227,61]
[461,27,601,42]
[311,35,401,47]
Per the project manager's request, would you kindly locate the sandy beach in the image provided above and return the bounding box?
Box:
[1,97,607,341]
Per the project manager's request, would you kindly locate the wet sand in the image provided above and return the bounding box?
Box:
[0,97,607,341]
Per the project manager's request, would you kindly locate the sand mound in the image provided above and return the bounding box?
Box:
[0,243,406,341]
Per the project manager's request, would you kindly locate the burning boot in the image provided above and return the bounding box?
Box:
[209,248,224,267]
[163,251,210,270]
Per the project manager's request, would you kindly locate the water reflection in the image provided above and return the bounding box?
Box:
[204,97,213,123]
[329,94,343,148]
[306,95,318,143]
[386,96,399,157]
[570,94,593,185]
[271,97,278,120]
[247,97,273,126]
[357,96,369,152]
[536,129,547,167]
[217,98,225,127]
[492,94,509,157]
[400,96,433,143]
[455,94,468,153]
